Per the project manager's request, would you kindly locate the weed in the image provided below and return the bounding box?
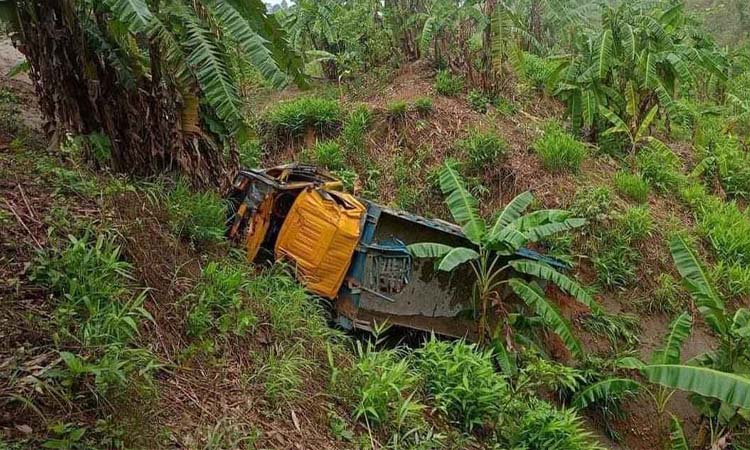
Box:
[493,97,518,116]
[518,355,584,401]
[167,180,226,244]
[328,410,355,442]
[386,100,408,120]
[413,97,434,115]
[331,168,356,193]
[434,70,463,96]
[351,344,421,428]
[341,105,372,156]
[616,206,653,242]
[699,201,750,267]
[516,51,555,90]
[593,236,639,289]
[467,89,491,113]
[0,86,20,133]
[32,233,151,346]
[614,171,649,203]
[570,187,611,223]
[238,139,263,168]
[638,273,687,315]
[263,97,341,139]
[456,129,507,172]
[185,262,255,338]
[306,140,345,171]
[508,399,604,450]
[582,311,640,349]
[532,121,587,173]
[636,142,684,191]
[257,343,313,405]
[714,262,750,299]
[35,159,100,197]
[416,338,508,431]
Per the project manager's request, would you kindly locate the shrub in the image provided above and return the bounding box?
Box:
[167,180,226,244]
[614,171,649,203]
[570,187,612,222]
[264,97,341,138]
[413,97,434,115]
[386,100,408,120]
[713,262,750,299]
[635,142,684,191]
[185,262,255,338]
[616,206,653,242]
[698,136,750,199]
[434,70,463,96]
[341,105,372,154]
[456,129,507,172]
[416,338,509,431]
[532,122,587,172]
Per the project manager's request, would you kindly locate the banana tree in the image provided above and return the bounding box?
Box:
[573,237,750,441]
[408,163,597,351]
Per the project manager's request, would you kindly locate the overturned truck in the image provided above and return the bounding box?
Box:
[226,164,563,339]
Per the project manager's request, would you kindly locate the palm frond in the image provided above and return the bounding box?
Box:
[488,191,534,239]
[437,248,480,272]
[509,260,601,313]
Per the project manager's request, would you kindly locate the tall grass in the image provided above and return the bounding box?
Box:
[434,70,463,96]
[532,122,587,173]
[167,180,226,244]
[456,129,507,172]
[614,171,649,204]
[263,97,341,140]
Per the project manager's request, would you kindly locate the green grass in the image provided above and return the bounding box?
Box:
[238,139,263,168]
[614,171,650,203]
[386,100,408,120]
[303,140,345,171]
[263,97,341,139]
[616,206,653,242]
[593,235,639,289]
[341,105,372,156]
[456,129,507,172]
[413,97,434,115]
[532,122,587,173]
[416,338,508,432]
[185,262,256,338]
[467,89,491,113]
[638,273,687,315]
[167,180,226,244]
[635,142,684,191]
[570,187,612,222]
[258,343,313,405]
[434,70,464,96]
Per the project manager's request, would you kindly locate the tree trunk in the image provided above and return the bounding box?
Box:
[15,0,229,188]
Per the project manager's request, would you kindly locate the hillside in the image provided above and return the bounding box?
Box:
[2,1,750,449]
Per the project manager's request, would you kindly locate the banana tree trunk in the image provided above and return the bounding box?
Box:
[14,0,230,188]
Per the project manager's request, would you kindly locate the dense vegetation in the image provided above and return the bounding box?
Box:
[2,0,750,449]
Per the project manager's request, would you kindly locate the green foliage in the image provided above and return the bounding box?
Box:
[509,399,604,450]
[614,171,649,203]
[0,86,20,134]
[238,139,263,168]
[434,70,463,96]
[516,51,556,90]
[570,187,611,222]
[532,122,587,173]
[413,97,434,115]
[616,206,653,242]
[582,311,641,349]
[264,97,341,139]
[713,261,750,299]
[32,234,151,347]
[185,262,256,338]
[308,140,345,171]
[456,129,507,172]
[695,130,750,199]
[167,180,226,244]
[467,89,492,113]
[635,142,684,191]
[386,100,408,120]
[351,344,421,427]
[698,201,750,267]
[639,274,687,315]
[593,236,639,289]
[341,104,371,155]
[258,343,313,404]
[416,338,508,431]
